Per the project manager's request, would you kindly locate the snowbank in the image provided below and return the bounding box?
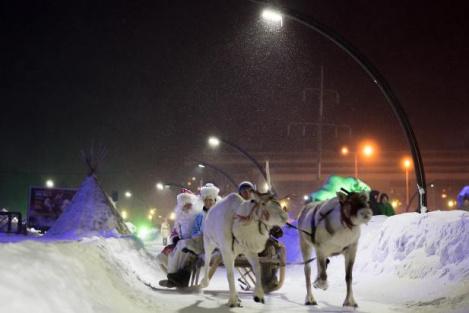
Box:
[0,237,162,313]
[357,211,469,281]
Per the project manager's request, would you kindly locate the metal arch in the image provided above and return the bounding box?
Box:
[249,0,427,210]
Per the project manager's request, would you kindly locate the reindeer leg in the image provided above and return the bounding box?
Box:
[222,250,241,307]
[343,244,358,308]
[300,235,317,305]
[245,252,264,304]
[199,241,214,288]
[313,250,329,290]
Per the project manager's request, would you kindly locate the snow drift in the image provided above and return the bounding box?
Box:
[356,211,469,281]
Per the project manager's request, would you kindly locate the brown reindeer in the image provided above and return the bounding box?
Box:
[297,191,372,307]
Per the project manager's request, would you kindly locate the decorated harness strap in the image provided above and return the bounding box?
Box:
[310,205,334,244]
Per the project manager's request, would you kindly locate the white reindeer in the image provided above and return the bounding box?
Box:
[200,191,288,307]
[298,191,372,308]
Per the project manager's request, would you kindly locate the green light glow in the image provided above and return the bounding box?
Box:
[137,225,151,240]
[309,175,371,202]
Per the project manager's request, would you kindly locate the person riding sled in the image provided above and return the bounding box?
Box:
[160,184,220,288]
[156,190,198,279]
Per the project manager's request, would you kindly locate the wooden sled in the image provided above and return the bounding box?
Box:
[188,238,286,293]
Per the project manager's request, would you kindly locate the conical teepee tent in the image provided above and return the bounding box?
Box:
[46,147,130,238]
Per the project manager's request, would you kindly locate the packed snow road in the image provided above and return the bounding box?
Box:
[0,211,468,313]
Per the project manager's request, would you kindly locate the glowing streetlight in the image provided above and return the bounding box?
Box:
[45,179,54,188]
[207,136,271,192]
[340,146,349,156]
[193,159,238,189]
[121,210,128,220]
[355,143,376,178]
[156,182,164,191]
[124,191,132,198]
[341,142,376,178]
[261,9,283,26]
[402,157,413,206]
[303,195,310,201]
[169,212,176,221]
[447,200,455,209]
[208,136,221,147]
[362,145,374,157]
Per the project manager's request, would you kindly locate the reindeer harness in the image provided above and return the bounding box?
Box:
[309,205,334,244]
[232,200,271,251]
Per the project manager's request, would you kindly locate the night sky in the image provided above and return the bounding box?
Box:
[1,0,468,214]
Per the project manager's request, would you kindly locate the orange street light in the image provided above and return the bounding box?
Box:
[402,157,413,207]
[356,142,376,178]
[340,142,377,178]
[340,146,349,156]
[362,144,374,157]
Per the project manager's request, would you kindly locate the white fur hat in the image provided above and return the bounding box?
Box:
[200,183,220,200]
[176,191,196,206]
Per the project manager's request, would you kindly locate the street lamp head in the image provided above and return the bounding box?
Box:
[45,179,54,188]
[340,146,349,156]
[124,191,132,198]
[403,158,412,169]
[169,212,176,221]
[261,9,283,26]
[208,136,221,148]
[156,183,164,191]
[198,164,206,168]
[362,145,374,157]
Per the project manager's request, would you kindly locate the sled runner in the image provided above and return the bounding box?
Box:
[185,237,286,293]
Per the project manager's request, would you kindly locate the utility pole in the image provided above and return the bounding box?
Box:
[301,66,341,181]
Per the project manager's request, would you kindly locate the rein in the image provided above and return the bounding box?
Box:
[286,222,313,237]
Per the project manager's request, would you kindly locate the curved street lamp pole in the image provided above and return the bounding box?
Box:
[162,182,188,190]
[193,159,238,190]
[251,1,427,211]
[208,136,276,193]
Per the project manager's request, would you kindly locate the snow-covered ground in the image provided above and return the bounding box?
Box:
[0,210,468,313]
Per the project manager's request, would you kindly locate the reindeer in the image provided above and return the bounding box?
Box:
[199,191,288,307]
[297,190,372,308]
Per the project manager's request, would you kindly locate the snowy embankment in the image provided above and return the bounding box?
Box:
[357,211,469,280]
[0,211,468,313]
[0,236,162,313]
